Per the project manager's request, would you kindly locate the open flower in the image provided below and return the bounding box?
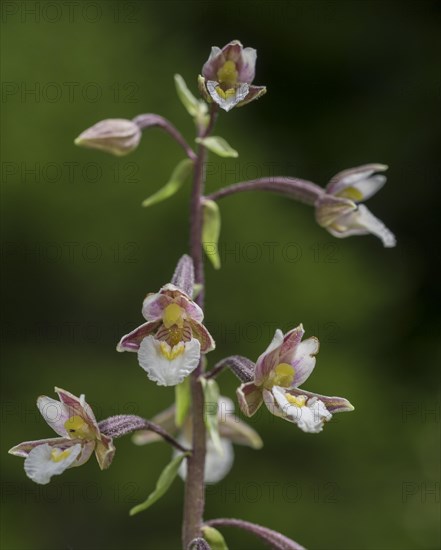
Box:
[133,396,262,483]
[236,325,354,433]
[198,40,266,112]
[117,256,215,386]
[9,388,115,484]
[315,164,396,247]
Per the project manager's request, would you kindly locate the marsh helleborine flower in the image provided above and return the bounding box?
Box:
[236,325,354,433]
[117,256,215,386]
[9,388,115,484]
[198,40,266,112]
[315,164,396,247]
[133,396,263,483]
[75,118,141,156]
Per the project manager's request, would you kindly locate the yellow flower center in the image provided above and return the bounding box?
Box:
[64,415,95,439]
[264,363,295,389]
[50,447,74,463]
[163,303,184,329]
[285,394,307,408]
[336,186,363,201]
[217,60,238,87]
[159,341,185,361]
[214,86,237,100]
[273,363,295,387]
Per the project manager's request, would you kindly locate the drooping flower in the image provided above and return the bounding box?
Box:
[235,325,354,433]
[75,118,141,156]
[117,255,215,386]
[198,40,267,112]
[133,396,263,483]
[315,164,396,247]
[9,388,115,484]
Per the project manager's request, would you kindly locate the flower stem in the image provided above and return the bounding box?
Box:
[206,176,324,205]
[98,415,189,453]
[182,104,218,548]
[133,114,197,161]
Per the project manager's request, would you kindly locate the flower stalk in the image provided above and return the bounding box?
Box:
[183,104,218,547]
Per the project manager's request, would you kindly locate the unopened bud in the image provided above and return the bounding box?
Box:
[75,118,141,156]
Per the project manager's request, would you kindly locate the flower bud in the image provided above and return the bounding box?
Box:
[75,118,141,156]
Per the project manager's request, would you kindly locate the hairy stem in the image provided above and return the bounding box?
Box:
[206,176,324,205]
[182,105,218,548]
[133,114,197,161]
[98,415,189,453]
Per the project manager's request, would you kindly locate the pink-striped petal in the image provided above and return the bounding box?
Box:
[254,329,284,385]
[116,320,161,352]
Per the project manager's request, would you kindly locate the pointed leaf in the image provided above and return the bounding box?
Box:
[175,74,200,116]
[175,376,191,428]
[175,74,209,128]
[196,137,239,158]
[142,158,193,208]
[201,526,229,550]
[129,453,189,516]
[202,199,221,270]
[200,378,222,454]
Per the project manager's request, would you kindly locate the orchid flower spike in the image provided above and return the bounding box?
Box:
[236,325,354,433]
[315,164,396,247]
[9,388,115,484]
[198,40,266,112]
[117,255,215,386]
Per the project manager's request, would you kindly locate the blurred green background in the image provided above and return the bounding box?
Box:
[1,1,440,549]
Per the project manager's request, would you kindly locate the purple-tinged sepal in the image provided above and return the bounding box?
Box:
[171,254,195,297]
[75,118,141,156]
[199,40,266,112]
[315,164,396,247]
[236,326,354,433]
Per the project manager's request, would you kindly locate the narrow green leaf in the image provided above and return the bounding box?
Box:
[201,526,229,550]
[175,376,191,428]
[202,199,221,270]
[200,378,222,453]
[142,158,193,208]
[129,453,189,516]
[174,74,200,117]
[195,136,239,158]
[174,74,209,128]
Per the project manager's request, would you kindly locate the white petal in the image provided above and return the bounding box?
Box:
[333,205,396,247]
[327,164,387,199]
[351,174,386,201]
[177,437,234,484]
[24,443,82,485]
[292,337,319,387]
[137,336,201,386]
[206,81,249,112]
[272,387,332,433]
[263,329,284,357]
[37,396,70,437]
